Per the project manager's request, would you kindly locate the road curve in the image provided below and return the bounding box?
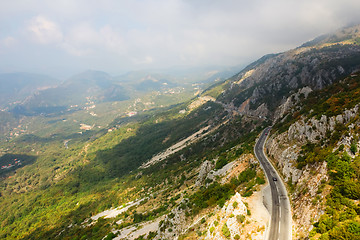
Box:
[254,127,292,240]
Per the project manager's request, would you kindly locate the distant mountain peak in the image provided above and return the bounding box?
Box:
[300,24,360,48]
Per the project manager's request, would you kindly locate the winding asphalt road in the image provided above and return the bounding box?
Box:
[254,127,292,240]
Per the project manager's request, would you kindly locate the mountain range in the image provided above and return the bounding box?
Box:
[0,25,360,240]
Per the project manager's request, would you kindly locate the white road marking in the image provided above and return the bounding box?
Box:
[279,206,281,217]
[279,221,281,234]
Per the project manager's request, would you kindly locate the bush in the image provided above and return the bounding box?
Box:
[215,157,228,169]
[350,143,357,154]
[242,190,253,197]
[188,182,235,214]
[238,167,256,184]
[338,144,344,151]
[104,232,116,240]
[221,223,231,239]
[237,214,245,223]
[247,209,251,216]
[256,176,266,184]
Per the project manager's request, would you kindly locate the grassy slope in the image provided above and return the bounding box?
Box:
[0,90,269,239]
[0,98,219,239]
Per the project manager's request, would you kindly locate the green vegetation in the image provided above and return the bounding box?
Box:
[274,73,360,134]
[202,81,227,99]
[304,75,360,119]
[311,153,360,239]
[350,142,358,155]
[188,182,235,214]
[221,223,231,238]
[296,142,331,169]
[273,72,360,239]
[187,163,263,215]
[237,214,245,223]
[0,83,269,240]
[238,167,256,184]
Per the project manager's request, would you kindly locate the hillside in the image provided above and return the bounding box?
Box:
[213,24,360,120]
[12,70,129,115]
[0,72,58,108]
[1,25,360,240]
[266,73,360,239]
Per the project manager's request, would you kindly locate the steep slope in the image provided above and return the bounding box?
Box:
[265,73,360,239]
[215,25,360,120]
[1,25,360,240]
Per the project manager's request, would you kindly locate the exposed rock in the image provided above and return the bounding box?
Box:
[156,199,187,239]
[195,160,214,187]
[253,103,269,118]
[265,104,360,239]
[220,43,360,120]
[274,86,313,122]
[207,161,237,182]
[206,192,248,240]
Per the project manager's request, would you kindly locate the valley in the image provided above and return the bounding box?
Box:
[1,24,360,240]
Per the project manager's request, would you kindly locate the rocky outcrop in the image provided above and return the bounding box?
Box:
[195,160,214,186]
[219,40,360,120]
[265,104,360,238]
[206,193,248,240]
[291,161,328,236]
[156,199,187,239]
[274,86,312,122]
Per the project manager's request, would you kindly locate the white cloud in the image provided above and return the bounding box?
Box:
[132,56,154,65]
[100,25,126,54]
[27,15,63,44]
[2,36,17,47]
[1,0,360,76]
[59,23,126,56]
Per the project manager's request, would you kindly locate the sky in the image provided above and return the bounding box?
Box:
[1,0,360,78]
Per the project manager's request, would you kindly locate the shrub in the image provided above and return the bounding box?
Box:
[215,157,228,169]
[338,144,344,151]
[237,214,245,223]
[104,232,116,240]
[247,209,251,216]
[221,223,231,239]
[238,168,256,184]
[350,143,357,154]
[256,176,266,184]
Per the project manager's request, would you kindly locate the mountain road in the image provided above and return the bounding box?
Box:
[254,127,292,240]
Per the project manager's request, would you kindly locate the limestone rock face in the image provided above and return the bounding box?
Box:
[218,43,360,120]
[265,104,360,238]
[155,199,187,240]
[195,160,214,187]
[206,192,248,240]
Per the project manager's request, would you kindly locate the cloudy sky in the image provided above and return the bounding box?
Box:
[1,0,360,78]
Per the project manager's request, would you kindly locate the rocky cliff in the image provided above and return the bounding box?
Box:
[217,25,360,121]
[265,97,360,238]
